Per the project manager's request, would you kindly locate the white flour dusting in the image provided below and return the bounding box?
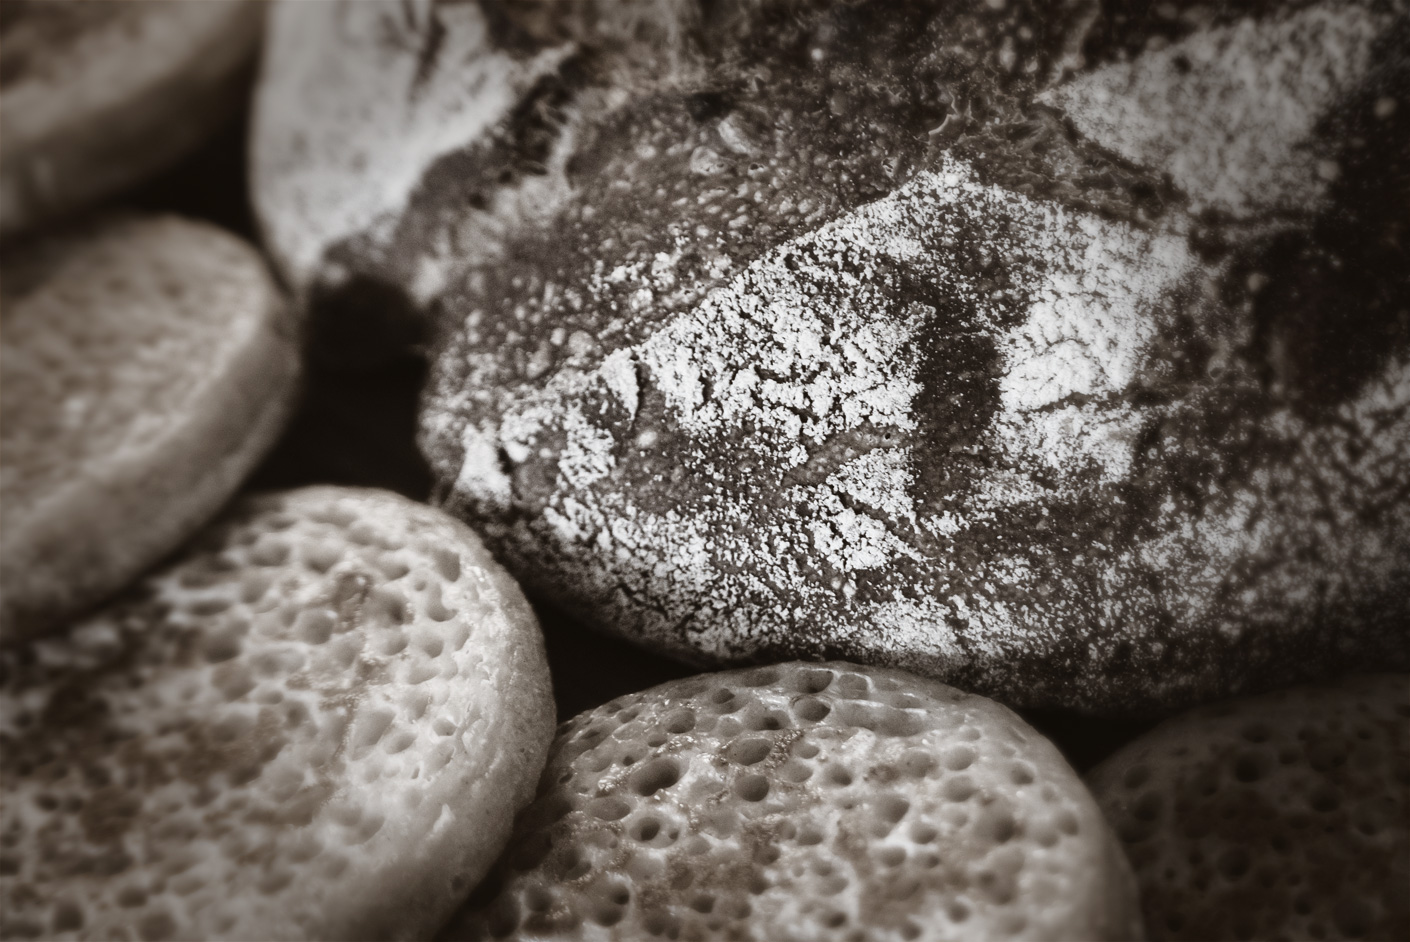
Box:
[422,0,1406,704]
[1042,2,1385,217]
[254,0,569,288]
[447,156,1197,662]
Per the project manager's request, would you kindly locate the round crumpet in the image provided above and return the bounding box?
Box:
[0,214,297,643]
[0,0,264,235]
[1088,675,1409,941]
[0,487,556,941]
[442,662,1142,941]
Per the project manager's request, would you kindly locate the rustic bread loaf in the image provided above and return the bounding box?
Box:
[0,0,263,236]
[1088,674,1409,941]
[256,0,1409,711]
[442,661,1143,941]
[1,214,297,643]
[0,486,556,941]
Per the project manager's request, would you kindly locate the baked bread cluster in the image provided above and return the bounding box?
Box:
[1,1,1405,939]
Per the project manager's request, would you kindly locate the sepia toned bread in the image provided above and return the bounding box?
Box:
[0,0,264,236]
[1,214,298,643]
[0,486,557,941]
[1088,675,1409,941]
[443,661,1143,941]
[412,0,1408,713]
[255,0,1408,711]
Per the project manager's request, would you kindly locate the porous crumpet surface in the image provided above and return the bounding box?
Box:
[446,661,1141,941]
[0,487,555,941]
[1089,674,1409,941]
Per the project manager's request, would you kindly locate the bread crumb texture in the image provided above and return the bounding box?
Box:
[443,661,1142,942]
[415,0,1410,712]
[0,487,555,941]
[1088,674,1410,941]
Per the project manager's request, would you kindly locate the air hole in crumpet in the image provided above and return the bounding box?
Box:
[444,661,1140,940]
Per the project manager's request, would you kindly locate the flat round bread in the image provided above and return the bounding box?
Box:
[0,214,298,643]
[443,661,1142,941]
[0,486,557,941]
[0,0,264,236]
[1088,674,1409,941]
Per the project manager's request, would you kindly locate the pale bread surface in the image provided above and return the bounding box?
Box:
[0,486,556,941]
[0,0,263,235]
[1,214,298,642]
[445,661,1143,941]
[1088,674,1410,941]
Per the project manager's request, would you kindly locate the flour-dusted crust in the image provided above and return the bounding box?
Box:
[0,0,263,236]
[251,0,696,364]
[414,0,1410,712]
[0,215,298,643]
[1088,674,1410,941]
[442,661,1142,941]
[0,487,556,941]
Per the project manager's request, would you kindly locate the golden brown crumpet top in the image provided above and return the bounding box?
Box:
[1088,674,1410,942]
[1,214,297,643]
[443,661,1142,942]
[0,487,557,942]
[0,0,263,236]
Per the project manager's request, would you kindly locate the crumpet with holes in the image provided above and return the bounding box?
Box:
[1,214,297,643]
[1088,674,1409,941]
[0,486,556,941]
[442,661,1142,941]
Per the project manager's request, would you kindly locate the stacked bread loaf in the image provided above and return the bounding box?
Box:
[1,1,1404,939]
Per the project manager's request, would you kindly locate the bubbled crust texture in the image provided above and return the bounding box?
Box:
[443,662,1142,942]
[0,487,555,942]
[418,0,1410,713]
[1088,675,1410,942]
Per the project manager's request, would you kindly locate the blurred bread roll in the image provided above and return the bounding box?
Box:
[1088,674,1409,941]
[0,0,263,235]
[1,214,297,642]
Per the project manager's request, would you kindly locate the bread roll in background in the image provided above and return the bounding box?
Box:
[444,661,1144,941]
[0,214,298,644]
[0,487,556,941]
[1088,674,1409,941]
[0,0,264,237]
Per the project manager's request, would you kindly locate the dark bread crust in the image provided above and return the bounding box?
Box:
[414,0,1409,714]
[259,1,1409,712]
